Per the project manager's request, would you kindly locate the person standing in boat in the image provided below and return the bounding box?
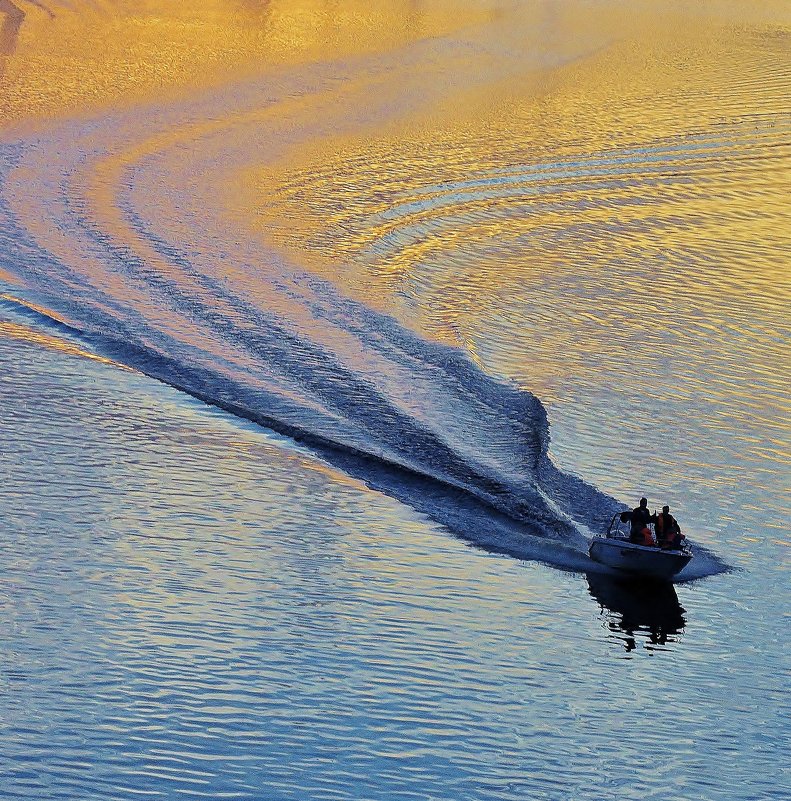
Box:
[656,505,684,550]
[630,497,656,545]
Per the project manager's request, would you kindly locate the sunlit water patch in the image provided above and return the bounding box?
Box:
[0,19,712,576]
[248,14,790,571]
[1,2,790,797]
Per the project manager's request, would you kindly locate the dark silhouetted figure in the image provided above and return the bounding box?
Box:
[656,505,684,550]
[630,497,655,545]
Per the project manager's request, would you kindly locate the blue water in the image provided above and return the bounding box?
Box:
[0,305,788,801]
[1,3,790,799]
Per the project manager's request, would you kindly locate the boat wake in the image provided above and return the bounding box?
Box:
[0,277,726,584]
[0,41,730,581]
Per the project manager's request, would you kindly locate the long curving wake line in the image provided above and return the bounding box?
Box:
[0,29,731,581]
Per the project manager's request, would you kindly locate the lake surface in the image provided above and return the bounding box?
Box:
[1,2,789,799]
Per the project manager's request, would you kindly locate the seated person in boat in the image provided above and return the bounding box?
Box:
[656,505,684,550]
[630,497,656,546]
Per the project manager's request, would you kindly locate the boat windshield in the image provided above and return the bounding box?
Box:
[606,511,633,539]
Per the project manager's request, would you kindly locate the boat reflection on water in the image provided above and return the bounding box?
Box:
[587,573,687,653]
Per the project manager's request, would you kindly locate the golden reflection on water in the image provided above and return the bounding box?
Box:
[0,0,492,122]
[1,0,788,511]
[249,11,790,284]
[245,5,791,398]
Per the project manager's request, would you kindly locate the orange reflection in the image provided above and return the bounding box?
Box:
[242,3,790,392]
[1,0,788,488]
[0,0,493,123]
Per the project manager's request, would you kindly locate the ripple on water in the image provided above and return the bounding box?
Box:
[0,327,787,800]
[253,21,790,545]
[1,4,790,800]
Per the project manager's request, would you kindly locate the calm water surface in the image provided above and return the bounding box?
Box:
[0,1,789,799]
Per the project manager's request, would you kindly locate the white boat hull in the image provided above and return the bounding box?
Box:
[589,537,692,580]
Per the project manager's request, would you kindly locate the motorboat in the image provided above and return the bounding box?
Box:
[588,511,693,580]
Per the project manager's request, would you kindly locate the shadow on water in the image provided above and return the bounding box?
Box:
[0,1,25,62]
[0,0,54,81]
[587,573,687,653]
